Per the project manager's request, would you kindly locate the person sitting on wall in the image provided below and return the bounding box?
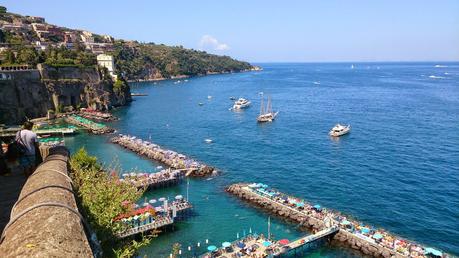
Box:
[15,121,39,176]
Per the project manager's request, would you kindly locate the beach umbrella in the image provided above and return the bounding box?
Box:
[130,172,136,177]
[175,195,183,200]
[341,220,351,226]
[296,202,304,207]
[134,204,140,209]
[425,248,442,257]
[361,227,370,234]
[262,241,271,247]
[236,242,245,249]
[207,245,217,252]
[222,242,231,248]
[159,197,166,202]
[373,234,383,240]
[149,199,157,204]
[313,204,321,210]
[278,239,289,245]
[143,202,149,207]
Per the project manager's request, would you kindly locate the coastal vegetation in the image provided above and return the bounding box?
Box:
[113,41,253,80]
[69,148,154,257]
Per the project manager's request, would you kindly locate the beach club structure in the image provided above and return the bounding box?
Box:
[114,195,192,238]
[119,168,186,189]
[225,183,446,258]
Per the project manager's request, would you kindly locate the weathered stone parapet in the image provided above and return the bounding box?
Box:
[0,146,93,258]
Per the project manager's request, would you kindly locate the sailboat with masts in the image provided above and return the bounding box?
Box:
[257,95,278,122]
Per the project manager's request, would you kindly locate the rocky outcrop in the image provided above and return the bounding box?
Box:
[0,146,93,257]
[39,64,131,111]
[0,65,131,125]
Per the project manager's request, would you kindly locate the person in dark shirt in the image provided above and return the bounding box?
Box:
[15,121,39,176]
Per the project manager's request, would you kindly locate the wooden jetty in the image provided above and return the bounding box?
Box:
[227,183,446,258]
[111,134,216,177]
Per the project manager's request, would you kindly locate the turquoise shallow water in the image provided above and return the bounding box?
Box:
[66,63,459,257]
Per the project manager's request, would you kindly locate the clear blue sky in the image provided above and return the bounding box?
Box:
[2,0,459,62]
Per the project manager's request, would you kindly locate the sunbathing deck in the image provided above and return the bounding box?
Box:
[226,183,446,258]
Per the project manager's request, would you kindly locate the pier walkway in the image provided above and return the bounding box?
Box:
[282,226,338,251]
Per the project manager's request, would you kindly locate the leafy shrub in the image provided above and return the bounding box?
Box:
[70,148,153,257]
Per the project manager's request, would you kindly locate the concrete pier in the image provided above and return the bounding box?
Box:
[226,183,444,258]
[112,134,217,177]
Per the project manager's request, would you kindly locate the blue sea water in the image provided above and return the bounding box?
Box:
[65,63,459,257]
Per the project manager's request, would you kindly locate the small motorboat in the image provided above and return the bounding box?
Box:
[204,139,213,144]
[329,124,351,137]
[232,98,251,110]
[229,96,236,101]
[198,102,204,106]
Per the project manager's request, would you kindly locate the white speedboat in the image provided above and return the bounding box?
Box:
[232,98,251,110]
[257,95,278,122]
[329,124,351,137]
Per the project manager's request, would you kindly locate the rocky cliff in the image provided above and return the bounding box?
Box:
[0,65,131,125]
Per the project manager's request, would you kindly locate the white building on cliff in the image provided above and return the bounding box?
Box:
[96,54,117,80]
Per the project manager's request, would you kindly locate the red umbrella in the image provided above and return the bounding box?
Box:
[278,239,289,245]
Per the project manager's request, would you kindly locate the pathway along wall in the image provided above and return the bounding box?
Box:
[0,146,93,258]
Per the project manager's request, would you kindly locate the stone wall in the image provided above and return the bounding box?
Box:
[0,146,93,257]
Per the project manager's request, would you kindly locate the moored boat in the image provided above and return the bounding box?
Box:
[329,124,351,137]
[257,95,278,122]
[232,98,251,110]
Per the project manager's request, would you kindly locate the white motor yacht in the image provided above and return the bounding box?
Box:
[232,98,251,110]
[329,124,351,137]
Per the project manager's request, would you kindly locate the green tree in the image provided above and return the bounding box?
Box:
[17,47,39,65]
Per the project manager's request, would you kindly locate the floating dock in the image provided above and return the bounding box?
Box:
[226,183,446,258]
[64,114,114,134]
[120,169,185,189]
[111,134,216,177]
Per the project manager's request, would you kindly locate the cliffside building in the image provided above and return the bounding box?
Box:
[96,54,117,80]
